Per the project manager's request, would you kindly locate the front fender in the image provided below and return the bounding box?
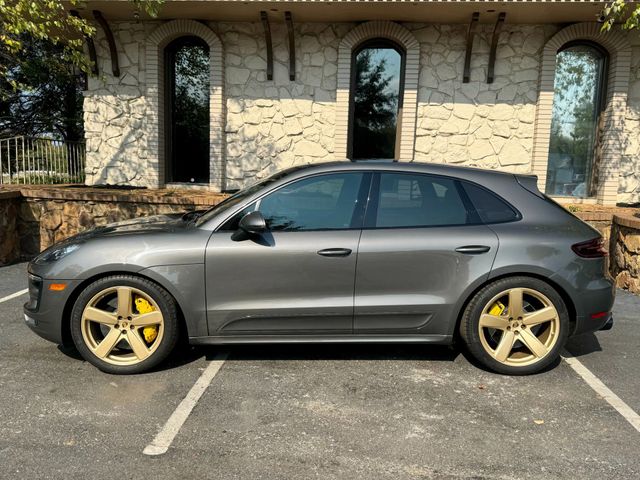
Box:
[29,228,211,280]
[139,265,208,338]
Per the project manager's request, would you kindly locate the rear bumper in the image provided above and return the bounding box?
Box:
[599,315,614,331]
[568,278,616,336]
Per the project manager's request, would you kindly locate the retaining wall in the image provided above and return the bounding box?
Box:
[0,186,225,263]
[611,214,640,293]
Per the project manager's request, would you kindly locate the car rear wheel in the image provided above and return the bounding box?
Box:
[460,276,569,375]
[70,275,179,374]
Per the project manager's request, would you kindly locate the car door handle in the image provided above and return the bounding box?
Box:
[317,248,352,257]
[455,245,491,255]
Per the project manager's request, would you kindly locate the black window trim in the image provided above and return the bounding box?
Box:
[454,180,482,225]
[216,171,373,233]
[213,169,522,233]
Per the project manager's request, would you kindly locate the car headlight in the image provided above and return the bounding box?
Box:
[34,243,81,264]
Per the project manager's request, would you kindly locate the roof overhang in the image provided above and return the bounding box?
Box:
[66,1,613,24]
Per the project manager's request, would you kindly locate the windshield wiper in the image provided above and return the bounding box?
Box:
[181,210,206,223]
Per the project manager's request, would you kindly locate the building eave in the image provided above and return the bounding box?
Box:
[66,0,611,24]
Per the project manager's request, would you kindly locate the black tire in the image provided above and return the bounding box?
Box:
[70,275,179,374]
[459,276,570,375]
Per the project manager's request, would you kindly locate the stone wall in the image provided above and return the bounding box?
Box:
[619,33,640,205]
[0,191,20,265]
[410,24,558,173]
[1,187,225,262]
[218,22,352,188]
[82,20,640,201]
[611,214,640,293]
[84,22,155,187]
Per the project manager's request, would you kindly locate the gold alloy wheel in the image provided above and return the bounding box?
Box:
[478,287,560,367]
[80,286,164,366]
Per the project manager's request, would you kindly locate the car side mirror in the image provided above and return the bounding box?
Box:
[238,211,267,235]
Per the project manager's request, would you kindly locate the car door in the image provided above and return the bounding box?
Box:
[354,171,499,336]
[205,171,370,335]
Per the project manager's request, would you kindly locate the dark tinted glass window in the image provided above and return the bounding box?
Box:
[350,40,404,160]
[546,43,607,198]
[198,169,296,227]
[166,36,210,183]
[222,173,365,232]
[374,173,470,228]
[462,182,519,224]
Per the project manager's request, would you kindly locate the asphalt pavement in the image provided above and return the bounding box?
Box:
[0,262,638,479]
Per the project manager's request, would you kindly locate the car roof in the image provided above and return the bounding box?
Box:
[281,160,523,183]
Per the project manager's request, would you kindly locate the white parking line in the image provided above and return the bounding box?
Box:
[563,350,640,434]
[143,351,229,456]
[0,289,28,304]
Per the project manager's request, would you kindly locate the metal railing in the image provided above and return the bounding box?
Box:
[0,136,85,185]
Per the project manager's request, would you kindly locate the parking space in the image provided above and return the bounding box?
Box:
[0,262,28,299]
[1,262,639,479]
[565,289,640,415]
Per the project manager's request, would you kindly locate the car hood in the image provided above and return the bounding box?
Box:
[84,213,190,238]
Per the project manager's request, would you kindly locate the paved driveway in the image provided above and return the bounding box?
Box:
[1,262,638,479]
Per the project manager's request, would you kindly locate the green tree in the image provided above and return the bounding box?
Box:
[0,0,92,96]
[0,0,163,139]
[601,1,640,31]
[1,35,85,140]
[1,1,163,91]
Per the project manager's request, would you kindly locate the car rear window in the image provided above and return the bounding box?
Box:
[461,182,519,224]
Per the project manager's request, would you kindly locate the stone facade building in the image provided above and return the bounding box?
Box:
[79,1,640,205]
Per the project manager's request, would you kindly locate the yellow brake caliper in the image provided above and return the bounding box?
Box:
[135,296,158,344]
[489,300,506,317]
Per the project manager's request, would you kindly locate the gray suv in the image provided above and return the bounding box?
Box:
[24,162,614,375]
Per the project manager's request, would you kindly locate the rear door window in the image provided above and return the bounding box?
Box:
[370,173,472,228]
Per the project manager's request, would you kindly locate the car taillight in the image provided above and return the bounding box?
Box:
[572,237,608,258]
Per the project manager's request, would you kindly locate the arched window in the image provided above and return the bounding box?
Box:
[545,42,608,198]
[348,39,405,160]
[165,36,210,183]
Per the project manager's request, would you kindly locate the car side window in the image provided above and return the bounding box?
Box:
[373,173,471,228]
[461,181,519,224]
[220,172,366,232]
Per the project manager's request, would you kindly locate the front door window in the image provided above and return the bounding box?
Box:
[222,173,368,232]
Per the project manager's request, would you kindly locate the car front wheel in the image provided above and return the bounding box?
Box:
[70,275,179,374]
[460,276,570,375]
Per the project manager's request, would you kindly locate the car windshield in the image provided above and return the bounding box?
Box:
[195,168,297,227]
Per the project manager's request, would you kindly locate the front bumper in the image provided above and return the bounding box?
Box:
[23,270,80,346]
